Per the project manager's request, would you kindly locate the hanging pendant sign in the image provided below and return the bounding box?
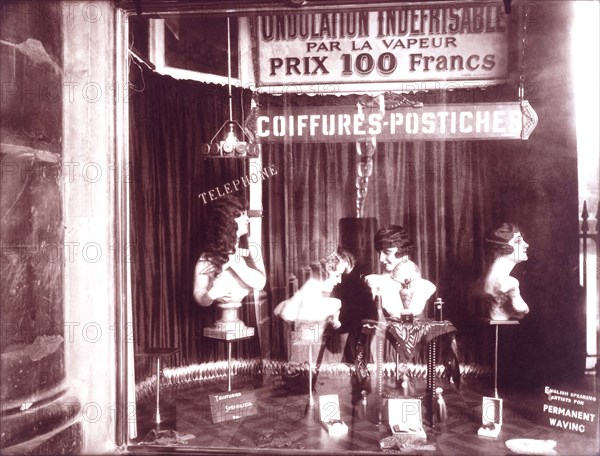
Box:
[249,2,513,93]
[249,101,537,142]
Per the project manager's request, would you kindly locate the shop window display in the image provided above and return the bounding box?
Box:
[121,2,596,455]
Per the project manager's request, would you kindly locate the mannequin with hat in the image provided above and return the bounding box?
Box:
[365,225,436,319]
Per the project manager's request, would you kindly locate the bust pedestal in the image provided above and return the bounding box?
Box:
[204,302,254,392]
[204,302,255,341]
[478,318,520,438]
[290,320,331,408]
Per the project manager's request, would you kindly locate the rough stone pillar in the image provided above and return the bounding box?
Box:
[1,1,120,453]
[0,1,82,453]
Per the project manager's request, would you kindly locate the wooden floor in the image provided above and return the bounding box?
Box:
[131,372,598,455]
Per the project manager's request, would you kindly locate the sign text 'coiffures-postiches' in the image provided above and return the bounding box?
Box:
[252,102,537,142]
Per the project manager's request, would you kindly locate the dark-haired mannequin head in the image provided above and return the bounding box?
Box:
[484,222,528,264]
[193,194,265,308]
[203,194,249,274]
[374,225,414,272]
[365,225,435,318]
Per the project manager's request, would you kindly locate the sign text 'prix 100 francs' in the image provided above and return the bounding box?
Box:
[256,3,510,87]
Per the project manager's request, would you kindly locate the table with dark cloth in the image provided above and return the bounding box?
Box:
[358,318,459,426]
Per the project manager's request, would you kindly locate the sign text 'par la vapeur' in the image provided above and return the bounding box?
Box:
[254,3,510,88]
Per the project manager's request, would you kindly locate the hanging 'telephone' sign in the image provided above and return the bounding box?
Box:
[251,102,537,142]
[252,2,511,92]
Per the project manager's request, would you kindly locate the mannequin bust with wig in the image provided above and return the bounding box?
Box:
[193,194,266,307]
[274,249,355,326]
[365,225,436,318]
[479,222,530,320]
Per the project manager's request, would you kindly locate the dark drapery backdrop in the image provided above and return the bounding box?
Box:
[261,135,492,362]
[258,91,502,362]
[265,139,492,315]
[128,2,585,388]
[129,64,258,379]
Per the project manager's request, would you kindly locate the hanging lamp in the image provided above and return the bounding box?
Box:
[201,16,257,158]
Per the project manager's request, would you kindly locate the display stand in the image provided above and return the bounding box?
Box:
[427,298,446,427]
[376,322,384,424]
[136,348,180,424]
[308,344,315,407]
[478,318,520,437]
[203,303,259,424]
[290,320,329,409]
[204,302,255,392]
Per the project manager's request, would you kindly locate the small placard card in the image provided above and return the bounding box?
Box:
[481,396,503,426]
[208,390,258,424]
[387,398,426,440]
[319,395,348,436]
[542,386,597,438]
[478,396,503,438]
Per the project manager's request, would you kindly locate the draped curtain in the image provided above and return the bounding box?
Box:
[129,64,525,375]
[262,139,492,361]
[126,1,584,388]
[129,64,257,380]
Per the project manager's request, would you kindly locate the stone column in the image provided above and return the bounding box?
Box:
[0,1,82,453]
[62,0,119,453]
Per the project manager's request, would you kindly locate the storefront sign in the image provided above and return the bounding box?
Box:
[251,101,537,142]
[542,386,597,438]
[252,2,511,92]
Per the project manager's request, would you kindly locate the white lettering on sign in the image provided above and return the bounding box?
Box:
[214,392,242,402]
[256,108,521,140]
[542,385,598,438]
[224,402,253,413]
[252,3,510,89]
[542,404,596,422]
[548,419,585,433]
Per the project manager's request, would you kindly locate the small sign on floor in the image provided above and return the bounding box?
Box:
[208,390,258,424]
[542,386,597,438]
[387,398,427,442]
[478,396,502,438]
[319,394,348,436]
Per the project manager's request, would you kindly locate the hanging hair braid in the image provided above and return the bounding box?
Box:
[202,194,248,274]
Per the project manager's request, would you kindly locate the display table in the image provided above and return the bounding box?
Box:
[358,318,459,426]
